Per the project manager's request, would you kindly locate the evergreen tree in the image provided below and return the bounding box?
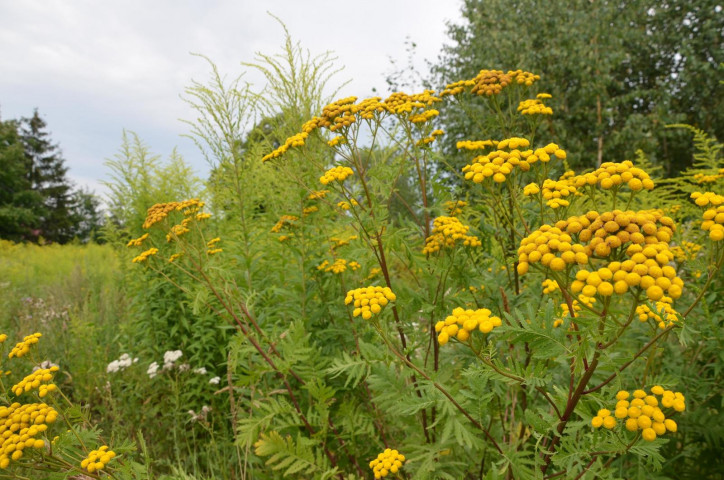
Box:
[19,110,76,243]
[0,116,44,241]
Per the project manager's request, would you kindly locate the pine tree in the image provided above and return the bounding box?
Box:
[0,116,44,241]
[19,110,76,243]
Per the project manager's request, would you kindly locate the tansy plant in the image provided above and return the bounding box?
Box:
[128,65,722,480]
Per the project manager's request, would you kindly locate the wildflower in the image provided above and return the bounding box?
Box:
[694,193,724,241]
[369,448,405,479]
[126,233,149,247]
[462,138,565,184]
[166,223,190,242]
[592,386,684,441]
[518,209,683,302]
[12,366,59,397]
[302,206,318,216]
[80,445,116,474]
[142,199,205,229]
[435,307,502,345]
[345,286,396,320]
[327,136,346,147]
[337,199,359,210]
[169,253,183,263]
[422,216,481,254]
[308,190,329,200]
[132,247,158,264]
[330,235,358,248]
[163,350,183,370]
[569,160,654,191]
[147,362,159,378]
[209,376,221,385]
[271,215,298,233]
[107,353,138,373]
[636,297,680,329]
[194,367,207,375]
[0,402,58,468]
[8,333,41,359]
[320,166,354,185]
[207,248,223,255]
[189,405,212,423]
[517,97,553,115]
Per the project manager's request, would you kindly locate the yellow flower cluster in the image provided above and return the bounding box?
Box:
[445,200,467,215]
[317,259,361,274]
[81,445,117,474]
[517,226,588,274]
[417,129,445,146]
[330,235,357,248]
[0,402,57,468]
[691,191,724,206]
[132,247,158,264]
[126,233,149,247]
[695,192,724,241]
[320,166,354,185]
[542,279,559,294]
[369,448,405,479]
[166,220,191,242]
[11,366,59,397]
[592,387,684,442]
[264,91,442,161]
[518,210,682,301]
[693,170,724,184]
[456,139,496,151]
[570,161,654,191]
[441,69,540,97]
[308,190,329,200]
[143,199,205,229]
[384,90,441,115]
[8,334,41,359]
[169,253,183,263]
[302,206,318,216]
[327,136,346,147]
[538,174,580,209]
[271,215,298,233]
[462,139,566,184]
[636,297,679,329]
[422,216,481,254]
[337,199,359,210]
[409,109,439,124]
[518,96,553,115]
[261,132,309,162]
[555,294,596,327]
[345,286,396,320]
[671,241,701,262]
[435,307,502,345]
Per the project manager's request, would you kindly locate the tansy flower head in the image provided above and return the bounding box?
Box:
[592,387,685,441]
[8,333,41,359]
[435,307,502,345]
[80,445,117,474]
[369,448,405,479]
[320,166,354,185]
[345,286,396,320]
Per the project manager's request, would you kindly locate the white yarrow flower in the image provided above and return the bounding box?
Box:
[163,350,183,370]
[147,361,159,378]
[209,376,221,385]
[194,367,207,375]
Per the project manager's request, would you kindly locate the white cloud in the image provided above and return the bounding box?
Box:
[0,0,462,195]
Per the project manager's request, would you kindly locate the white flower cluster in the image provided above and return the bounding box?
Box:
[163,350,183,370]
[147,361,160,378]
[107,353,139,373]
[188,405,212,423]
[209,376,221,385]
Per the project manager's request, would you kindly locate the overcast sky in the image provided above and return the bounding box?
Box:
[0,0,463,197]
